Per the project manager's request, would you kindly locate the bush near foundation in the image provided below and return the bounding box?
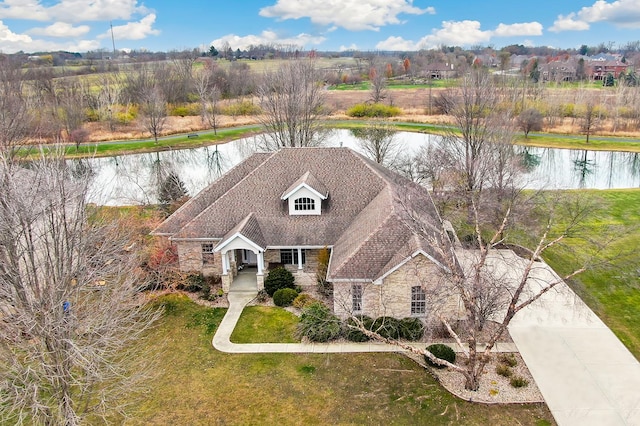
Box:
[296,302,341,342]
[370,316,401,339]
[264,267,295,296]
[273,288,299,307]
[344,315,374,342]
[398,317,425,341]
[425,344,456,368]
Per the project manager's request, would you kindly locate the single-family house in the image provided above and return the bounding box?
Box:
[152,147,461,319]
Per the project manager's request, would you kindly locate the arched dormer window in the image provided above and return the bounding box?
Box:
[294,197,315,211]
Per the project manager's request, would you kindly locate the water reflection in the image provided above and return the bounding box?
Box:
[80,129,640,206]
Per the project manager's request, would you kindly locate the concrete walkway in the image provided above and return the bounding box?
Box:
[499,252,640,426]
[213,288,518,354]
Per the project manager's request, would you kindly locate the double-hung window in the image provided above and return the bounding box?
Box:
[411,286,426,315]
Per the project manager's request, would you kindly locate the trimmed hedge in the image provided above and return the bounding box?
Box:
[296,302,341,342]
[264,267,295,297]
[273,288,299,307]
[425,343,456,368]
[344,315,374,342]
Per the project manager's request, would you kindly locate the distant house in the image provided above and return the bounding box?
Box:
[588,59,628,80]
[541,59,578,82]
[422,62,455,79]
[152,147,461,319]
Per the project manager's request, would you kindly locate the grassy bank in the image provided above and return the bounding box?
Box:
[28,125,262,159]
[543,189,640,358]
[126,294,553,425]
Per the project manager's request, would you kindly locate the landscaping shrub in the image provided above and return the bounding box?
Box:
[496,364,513,377]
[273,288,299,307]
[510,376,529,388]
[169,103,201,117]
[370,316,401,339]
[498,353,518,367]
[425,344,456,368]
[292,293,315,309]
[256,289,269,303]
[346,103,401,118]
[264,267,295,296]
[398,317,425,341]
[296,302,341,342]
[344,315,374,342]
[221,100,262,116]
[184,273,205,292]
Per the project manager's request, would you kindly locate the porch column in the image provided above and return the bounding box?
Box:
[221,251,228,275]
[297,248,303,270]
[257,251,264,275]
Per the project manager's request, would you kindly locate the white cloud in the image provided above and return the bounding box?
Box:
[550,0,640,32]
[549,13,591,32]
[339,43,358,52]
[260,0,433,31]
[0,20,98,53]
[493,22,543,37]
[0,0,147,22]
[376,20,543,51]
[27,22,90,38]
[376,36,418,51]
[211,31,326,51]
[418,20,492,49]
[98,13,159,41]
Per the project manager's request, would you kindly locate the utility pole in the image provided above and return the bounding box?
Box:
[110,21,116,58]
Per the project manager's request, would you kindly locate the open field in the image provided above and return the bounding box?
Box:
[124,294,553,425]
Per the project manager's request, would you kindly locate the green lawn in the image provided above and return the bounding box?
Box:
[125,295,553,425]
[24,126,262,159]
[543,189,640,358]
[231,305,300,343]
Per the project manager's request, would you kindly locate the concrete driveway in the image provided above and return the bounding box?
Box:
[495,251,640,426]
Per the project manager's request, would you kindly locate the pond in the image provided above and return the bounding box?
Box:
[77,129,640,206]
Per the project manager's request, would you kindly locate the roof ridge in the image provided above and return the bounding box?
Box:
[329,186,396,277]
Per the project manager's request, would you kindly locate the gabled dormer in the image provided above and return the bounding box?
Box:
[281,171,328,216]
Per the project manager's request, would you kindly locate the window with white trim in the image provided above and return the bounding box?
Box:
[280,249,306,265]
[294,197,315,211]
[352,284,363,313]
[411,286,426,315]
[202,243,215,265]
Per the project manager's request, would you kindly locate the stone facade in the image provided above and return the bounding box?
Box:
[177,241,222,276]
[333,254,462,320]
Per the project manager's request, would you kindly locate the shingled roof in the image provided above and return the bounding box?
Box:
[153,147,448,282]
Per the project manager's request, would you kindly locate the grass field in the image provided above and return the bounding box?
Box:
[543,189,640,358]
[125,295,553,425]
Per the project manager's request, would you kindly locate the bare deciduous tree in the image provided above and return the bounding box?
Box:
[368,59,388,103]
[0,57,32,157]
[434,69,515,212]
[0,151,160,425]
[257,59,327,150]
[517,108,543,138]
[140,86,167,143]
[194,67,221,134]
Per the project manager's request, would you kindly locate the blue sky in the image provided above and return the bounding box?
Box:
[0,0,639,54]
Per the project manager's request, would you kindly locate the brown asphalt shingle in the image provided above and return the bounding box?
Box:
[156,147,447,281]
